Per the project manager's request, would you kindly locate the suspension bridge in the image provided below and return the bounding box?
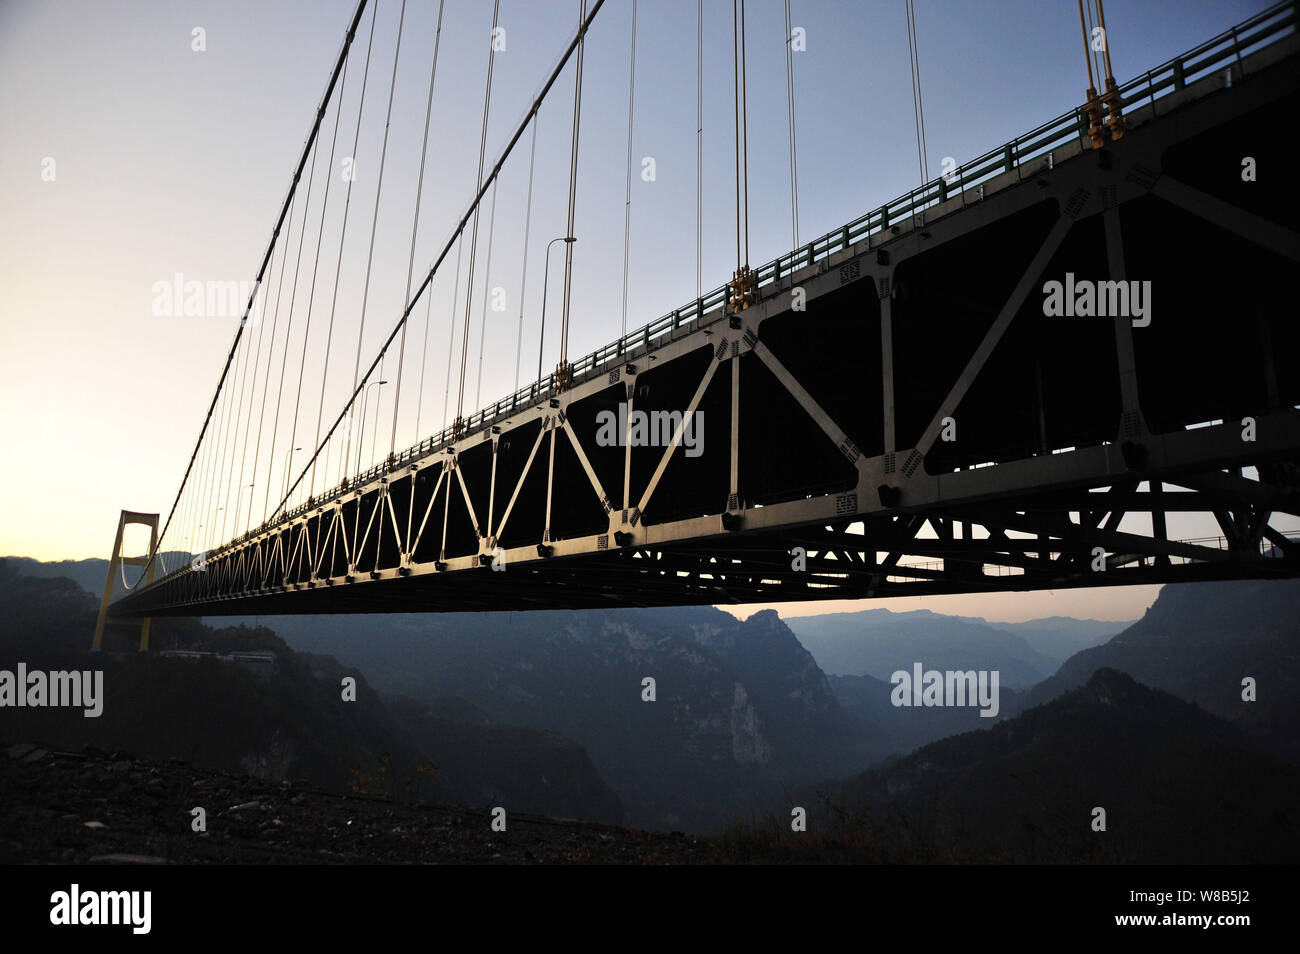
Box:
[98,0,1300,646]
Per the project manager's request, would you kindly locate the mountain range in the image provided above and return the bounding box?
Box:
[784,607,1125,686]
[801,668,1300,863]
[5,552,1297,854]
[224,604,885,831]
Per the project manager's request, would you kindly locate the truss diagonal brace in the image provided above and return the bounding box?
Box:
[636,357,721,518]
[562,418,612,514]
[914,212,1075,460]
[749,337,864,472]
[1150,175,1300,263]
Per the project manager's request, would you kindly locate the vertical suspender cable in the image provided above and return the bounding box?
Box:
[312,7,378,498]
[456,0,502,429]
[620,0,638,337]
[514,116,538,391]
[732,0,743,273]
[905,0,929,186]
[907,0,919,182]
[1088,3,1105,91]
[390,0,446,457]
[275,0,608,519]
[285,51,350,509]
[370,353,385,466]
[185,333,223,556]
[138,0,369,583]
[914,7,929,184]
[226,313,260,539]
[213,309,251,547]
[415,287,435,437]
[219,305,256,541]
[474,178,499,408]
[204,353,235,553]
[731,0,752,273]
[196,352,230,553]
[740,0,750,268]
[262,102,325,523]
[697,0,703,299]
[233,200,288,536]
[344,0,408,480]
[558,0,587,371]
[1077,0,1097,91]
[443,235,464,429]
[784,0,800,248]
[414,4,450,439]
[1095,0,1115,79]
[1081,0,1103,95]
[247,188,300,535]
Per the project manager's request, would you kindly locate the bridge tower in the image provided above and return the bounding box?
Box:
[92,510,159,652]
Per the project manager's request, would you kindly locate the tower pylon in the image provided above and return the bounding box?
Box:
[92,510,159,652]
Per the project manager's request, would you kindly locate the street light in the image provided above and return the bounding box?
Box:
[207,507,224,551]
[232,482,255,537]
[537,236,577,386]
[281,449,302,505]
[355,381,388,476]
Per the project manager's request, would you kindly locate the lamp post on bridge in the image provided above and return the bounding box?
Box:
[280,449,302,511]
[207,507,223,553]
[538,236,577,388]
[354,381,388,478]
[232,482,255,538]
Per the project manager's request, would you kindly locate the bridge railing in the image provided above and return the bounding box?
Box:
[253,0,1299,539]
[885,530,1299,579]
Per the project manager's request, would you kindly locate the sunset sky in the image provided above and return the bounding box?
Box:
[0,0,1274,623]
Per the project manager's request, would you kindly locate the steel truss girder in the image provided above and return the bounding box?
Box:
[112,45,1300,618]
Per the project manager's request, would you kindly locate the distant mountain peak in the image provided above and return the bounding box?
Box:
[1080,666,1135,705]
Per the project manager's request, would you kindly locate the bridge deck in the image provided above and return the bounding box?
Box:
[111,19,1300,618]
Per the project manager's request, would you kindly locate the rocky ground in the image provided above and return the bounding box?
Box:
[0,743,724,864]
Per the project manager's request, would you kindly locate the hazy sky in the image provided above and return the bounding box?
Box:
[0,0,1274,623]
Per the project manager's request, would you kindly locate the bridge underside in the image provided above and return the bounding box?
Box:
[113,41,1300,618]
